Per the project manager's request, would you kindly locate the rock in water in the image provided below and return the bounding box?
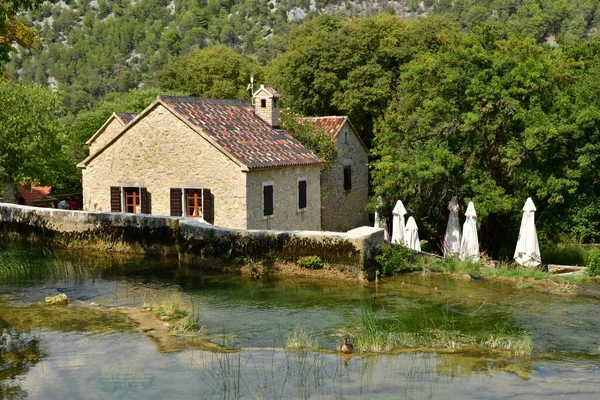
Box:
[45,293,68,306]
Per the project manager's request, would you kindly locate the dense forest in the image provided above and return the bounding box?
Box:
[4,0,600,255]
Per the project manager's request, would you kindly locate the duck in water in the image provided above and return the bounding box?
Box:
[341,337,354,354]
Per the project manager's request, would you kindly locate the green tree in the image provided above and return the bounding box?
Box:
[0,0,44,77]
[279,109,338,169]
[0,82,66,202]
[268,14,456,144]
[156,45,264,99]
[371,29,584,255]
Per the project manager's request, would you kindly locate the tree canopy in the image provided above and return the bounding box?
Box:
[0,81,65,200]
[268,14,456,144]
[370,27,600,255]
[0,0,42,77]
[157,45,263,99]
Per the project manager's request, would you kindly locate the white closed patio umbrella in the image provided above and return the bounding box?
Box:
[459,201,480,262]
[514,197,541,267]
[444,196,461,256]
[404,216,421,252]
[391,200,407,245]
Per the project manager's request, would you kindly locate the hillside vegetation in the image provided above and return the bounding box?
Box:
[7,0,600,116]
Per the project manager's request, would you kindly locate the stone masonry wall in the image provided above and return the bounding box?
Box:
[245,165,321,231]
[88,117,124,157]
[321,121,370,232]
[254,90,279,127]
[0,204,385,279]
[82,104,248,228]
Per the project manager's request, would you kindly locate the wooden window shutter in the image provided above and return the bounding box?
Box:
[110,186,122,212]
[298,180,307,209]
[140,188,149,214]
[343,166,352,191]
[170,188,182,216]
[263,184,274,216]
[202,188,212,222]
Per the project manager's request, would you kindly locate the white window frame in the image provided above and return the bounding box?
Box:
[262,181,274,219]
[183,188,205,219]
[297,177,307,213]
[180,184,204,218]
[118,182,143,213]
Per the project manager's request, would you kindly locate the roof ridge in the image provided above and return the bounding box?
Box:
[159,96,251,105]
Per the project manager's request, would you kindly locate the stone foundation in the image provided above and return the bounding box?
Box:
[0,204,385,280]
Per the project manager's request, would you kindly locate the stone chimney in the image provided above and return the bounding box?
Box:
[253,85,280,127]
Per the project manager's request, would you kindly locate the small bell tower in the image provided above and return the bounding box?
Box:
[253,84,280,127]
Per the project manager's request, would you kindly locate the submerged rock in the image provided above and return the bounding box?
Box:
[45,293,68,306]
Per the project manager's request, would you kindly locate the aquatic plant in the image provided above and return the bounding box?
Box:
[515,281,532,290]
[152,297,188,319]
[296,256,323,270]
[481,265,549,281]
[484,334,533,357]
[286,326,318,350]
[349,299,533,356]
[0,245,97,284]
[442,256,483,275]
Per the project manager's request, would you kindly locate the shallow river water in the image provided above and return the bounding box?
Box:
[2,246,600,399]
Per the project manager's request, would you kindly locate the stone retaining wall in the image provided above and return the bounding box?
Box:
[0,204,384,279]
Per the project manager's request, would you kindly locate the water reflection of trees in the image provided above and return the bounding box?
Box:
[0,318,45,399]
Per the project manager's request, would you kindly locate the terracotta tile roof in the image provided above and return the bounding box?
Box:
[309,116,348,138]
[115,112,137,124]
[160,96,323,169]
[17,185,52,206]
[262,85,280,98]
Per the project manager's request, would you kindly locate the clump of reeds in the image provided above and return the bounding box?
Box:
[483,333,533,356]
[349,299,533,356]
[286,326,318,350]
[0,245,95,284]
[143,296,203,334]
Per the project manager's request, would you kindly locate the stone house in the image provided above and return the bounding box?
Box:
[87,112,138,158]
[78,85,368,232]
[310,116,370,232]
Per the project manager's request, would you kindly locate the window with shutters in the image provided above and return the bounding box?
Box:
[170,187,212,221]
[343,166,352,191]
[297,178,307,212]
[263,181,274,218]
[185,189,203,218]
[124,187,141,213]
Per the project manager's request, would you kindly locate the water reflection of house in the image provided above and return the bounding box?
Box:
[77,86,368,231]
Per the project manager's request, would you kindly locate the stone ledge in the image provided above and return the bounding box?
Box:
[0,203,384,277]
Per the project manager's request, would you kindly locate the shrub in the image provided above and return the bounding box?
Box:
[540,244,590,266]
[587,252,600,276]
[375,244,414,276]
[297,255,323,269]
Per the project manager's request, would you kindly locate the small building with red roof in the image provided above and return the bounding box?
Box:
[77,85,368,232]
[17,184,52,206]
